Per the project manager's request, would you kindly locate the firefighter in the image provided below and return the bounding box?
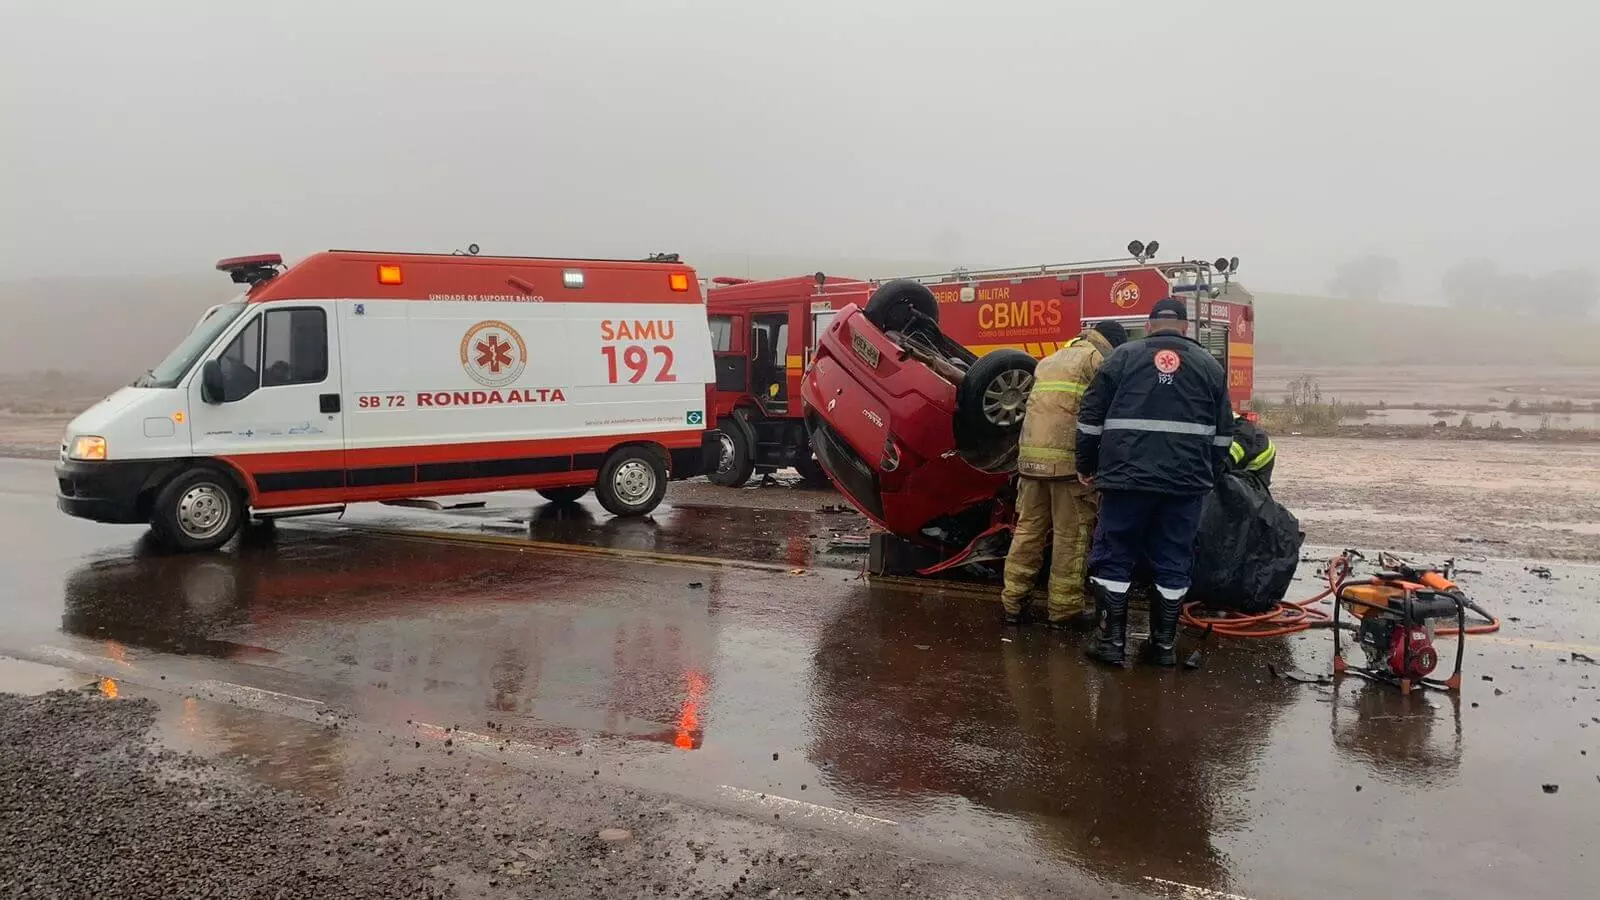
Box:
[1001,321,1129,628]
[1228,413,1276,488]
[1075,298,1232,666]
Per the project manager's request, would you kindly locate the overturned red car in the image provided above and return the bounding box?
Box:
[800,252,1251,574]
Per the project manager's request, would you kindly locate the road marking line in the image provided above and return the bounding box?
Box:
[1143,876,1259,900]
[24,644,326,710]
[188,679,323,709]
[716,785,898,829]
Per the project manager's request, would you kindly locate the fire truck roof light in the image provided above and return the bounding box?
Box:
[377,264,404,285]
[563,270,585,289]
[669,273,690,292]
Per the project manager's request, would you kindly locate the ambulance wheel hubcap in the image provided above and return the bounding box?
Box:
[717,432,736,475]
[613,461,656,506]
[177,484,232,539]
[982,370,1035,427]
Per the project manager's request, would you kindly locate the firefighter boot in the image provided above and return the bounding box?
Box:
[1084,582,1129,666]
[1142,590,1183,667]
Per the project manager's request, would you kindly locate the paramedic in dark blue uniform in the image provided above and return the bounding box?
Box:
[1075,298,1233,667]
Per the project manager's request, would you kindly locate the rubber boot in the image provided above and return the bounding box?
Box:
[1084,584,1129,666]
[1142,592,1182,667]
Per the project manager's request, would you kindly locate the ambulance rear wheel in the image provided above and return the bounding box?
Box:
[537,486,590,505]
[150,467,244,553]
[597,448,668,517]
[707,418,755,488]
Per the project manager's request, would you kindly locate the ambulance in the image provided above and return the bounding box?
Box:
[55,249,719,551]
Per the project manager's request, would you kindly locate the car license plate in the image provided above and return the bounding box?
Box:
[851,331,881,368]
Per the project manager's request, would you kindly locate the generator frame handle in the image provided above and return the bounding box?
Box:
[1332,581,1467,694]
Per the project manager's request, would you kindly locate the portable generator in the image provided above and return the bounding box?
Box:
[1333,552,1472,693]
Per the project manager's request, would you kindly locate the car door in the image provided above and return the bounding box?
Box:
[188,303,346,499]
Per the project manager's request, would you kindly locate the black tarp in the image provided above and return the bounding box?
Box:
[1189,471,1304,613]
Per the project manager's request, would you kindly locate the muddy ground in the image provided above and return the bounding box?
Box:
[675,436,1600,562]
[0,689,1005,900]
[1255,363,1600,409]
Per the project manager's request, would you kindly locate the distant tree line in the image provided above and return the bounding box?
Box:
[1329,253,1598,320]
[1441,259,1598,319]
[1329,254,1402,302]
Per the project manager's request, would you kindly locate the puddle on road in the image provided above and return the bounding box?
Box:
[42,512,1600,900]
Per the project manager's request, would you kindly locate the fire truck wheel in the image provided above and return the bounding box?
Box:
[957,349,1037,435]
[794,454,830,487]
[597,447,668,517]
[537,486,590,505]
[149,466,245,553]
[707,418,756,488]
[863,279,939,332]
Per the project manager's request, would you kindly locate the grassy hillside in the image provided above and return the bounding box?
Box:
[1252,291,1600,367]
[9,271,1591,384]
[0,253,949,379]
[1,274,229,378]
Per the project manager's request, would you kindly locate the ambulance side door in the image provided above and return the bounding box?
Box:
[188,303,346,480]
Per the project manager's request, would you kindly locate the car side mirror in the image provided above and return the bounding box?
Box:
[201,360,225,404]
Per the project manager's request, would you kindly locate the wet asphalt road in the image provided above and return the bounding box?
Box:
[3,457,1599,899]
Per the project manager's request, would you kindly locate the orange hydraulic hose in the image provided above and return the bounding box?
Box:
[1178,552,1502,639]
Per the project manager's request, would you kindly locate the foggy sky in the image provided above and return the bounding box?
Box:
[2,0,1596,298]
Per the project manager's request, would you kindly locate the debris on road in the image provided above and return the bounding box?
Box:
[1268,664,1332,685]
[1528,566,1554,579]
[826,534,872,553]
[1543,784,1560,794]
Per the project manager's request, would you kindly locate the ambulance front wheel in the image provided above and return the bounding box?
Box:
[150,467,245,552]
[596,447,668,517]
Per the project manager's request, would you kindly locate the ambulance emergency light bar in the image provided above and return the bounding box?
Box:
[217,251,695,293]
[215,253,285,286]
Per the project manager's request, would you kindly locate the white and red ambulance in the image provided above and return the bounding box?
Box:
[55,249,718,551]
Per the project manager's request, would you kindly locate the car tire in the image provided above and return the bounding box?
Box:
[957,349,1037,438]
[863,279,939,332]
[596,447,668,517]
[537,486,590,504]
[149,466,245,552]
[707,417,756,488]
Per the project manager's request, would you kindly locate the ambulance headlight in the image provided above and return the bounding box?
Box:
[69,436,107,461]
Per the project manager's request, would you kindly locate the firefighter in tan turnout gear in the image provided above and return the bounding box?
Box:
[1001,321,1129,627]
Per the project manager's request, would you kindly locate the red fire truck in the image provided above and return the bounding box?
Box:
[704,247,1254,487]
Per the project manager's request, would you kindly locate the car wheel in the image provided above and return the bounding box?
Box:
[863,279,939,332]
[537,486,590,504]
[957,349,1037,436]
[150,467,244,552]
[596,447,668,517]
[707,418,756,488]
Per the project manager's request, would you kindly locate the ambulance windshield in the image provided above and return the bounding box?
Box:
[136,300,248,388]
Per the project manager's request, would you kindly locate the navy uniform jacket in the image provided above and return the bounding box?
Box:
[1074,333,1232,496]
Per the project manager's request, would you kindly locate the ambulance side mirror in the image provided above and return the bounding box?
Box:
[200,360,225,404]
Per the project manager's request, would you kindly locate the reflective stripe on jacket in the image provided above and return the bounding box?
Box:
[1017,330,1114,479]
[1074,333,1233,496]
[1228,415,1276,472]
